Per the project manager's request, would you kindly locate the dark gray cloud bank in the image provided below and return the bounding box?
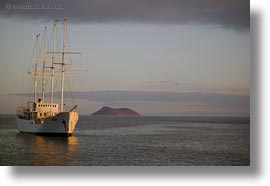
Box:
[0,0,250,30]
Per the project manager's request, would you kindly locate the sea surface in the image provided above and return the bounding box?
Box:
[0,115,250,166]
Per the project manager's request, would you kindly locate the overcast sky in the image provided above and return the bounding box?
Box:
[0,0,250,116]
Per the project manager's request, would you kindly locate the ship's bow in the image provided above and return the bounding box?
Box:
[67,111,79,135]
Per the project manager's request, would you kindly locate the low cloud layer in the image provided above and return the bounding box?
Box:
[12,90,250,116]
[75,90,249,108]
[78,90,250,116]
[0,0,250,30]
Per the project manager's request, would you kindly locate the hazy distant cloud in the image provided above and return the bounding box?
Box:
[0,0,250,30]
[11,90,250,116]
[12,90,250,108]
[76,90,250,116]
[73,90,249,110]
[142,80,200,92]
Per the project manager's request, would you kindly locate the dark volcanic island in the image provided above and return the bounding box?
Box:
[92,106,140,116]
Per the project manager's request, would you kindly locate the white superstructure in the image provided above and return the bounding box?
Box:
[16,19,82,136]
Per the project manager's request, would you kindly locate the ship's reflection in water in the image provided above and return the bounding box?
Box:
[30,135,78,165]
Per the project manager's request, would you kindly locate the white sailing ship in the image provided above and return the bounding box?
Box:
[16,19,82,136]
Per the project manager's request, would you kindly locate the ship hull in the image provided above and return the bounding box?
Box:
[16,112,79,136]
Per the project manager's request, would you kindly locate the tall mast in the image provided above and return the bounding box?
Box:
[34,34,40,104]
[42,26,47,102]
[50,19,57,111]
[45,19,81,112]
[60,18,67,112]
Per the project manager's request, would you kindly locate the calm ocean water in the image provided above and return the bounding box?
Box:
[0,115,250,166]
